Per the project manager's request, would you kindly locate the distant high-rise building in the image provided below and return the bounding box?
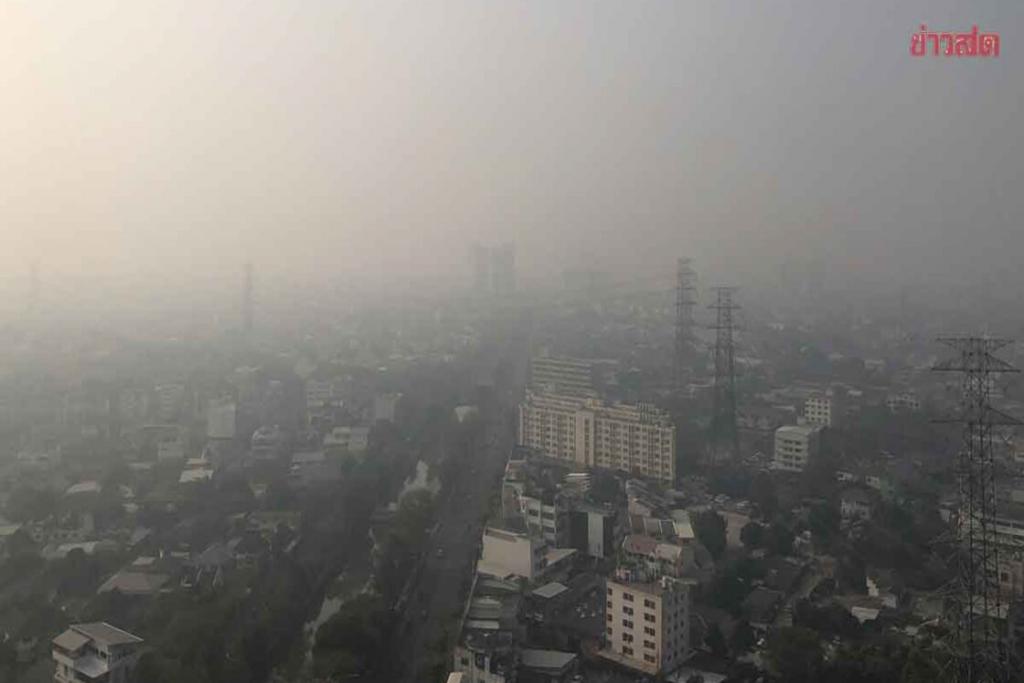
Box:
[491,243,515,296]
[471,244,491,292]
[206,397,236,440]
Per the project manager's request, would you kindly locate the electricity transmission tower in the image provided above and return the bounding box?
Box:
[673,258,697,390]
[934,337,1020,683]
[709,287,739,463]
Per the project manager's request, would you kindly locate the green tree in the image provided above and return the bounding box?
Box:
[705,622,728,658]
[729,619,756,655]
[765,626,823,683]
[765,521,794,556]
[694,510,728,560]
[740,521,763,550]
[749,473,778,519]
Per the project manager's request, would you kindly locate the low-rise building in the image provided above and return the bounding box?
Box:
[53,622,143,683]
[478,526,575,584]
[772,424,821,472]
[840,487,873,521]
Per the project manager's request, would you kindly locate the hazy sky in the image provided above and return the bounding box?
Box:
[1,1,1020,294]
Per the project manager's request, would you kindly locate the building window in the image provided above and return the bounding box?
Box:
[623,606,633,615]
[623,633,634,643]
[644,613,655,623]
[644,640,656,649]
[607,614,612,622]
[607,600,613,608]
[623,646,634,656]
[644,598,655,608]
[644,627,656,636]
[622,619,633,629]
[607,587,613,595]
[644,654,656,663]
[623,592,634,602]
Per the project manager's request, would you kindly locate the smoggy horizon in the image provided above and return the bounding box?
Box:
[1,1,1021,298]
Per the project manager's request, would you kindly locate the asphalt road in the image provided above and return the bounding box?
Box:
[394,407,514,683]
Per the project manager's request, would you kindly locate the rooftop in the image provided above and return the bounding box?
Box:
[60,622,143,648]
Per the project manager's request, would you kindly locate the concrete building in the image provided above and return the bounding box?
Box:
[569,504,616,559]
[452,577,521,683]
[886,392,921,412]
[323,425,370,454]
[602,571,692,676]
[206,397,236,440]
[478,527,575,583]
[804,392,837,428]
[53,622,143,683]
[529,356,598,398]
[374,393,402,422]
[518,392,676,483]
[501,458,570,547]
[772,424,822,472]
[154,383,185,423]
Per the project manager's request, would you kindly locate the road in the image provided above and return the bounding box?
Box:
[393,405,514,683]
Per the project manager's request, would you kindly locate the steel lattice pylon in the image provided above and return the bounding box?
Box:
[673,258,697,390]
[934,337,1020,683]
[708,287,739,463]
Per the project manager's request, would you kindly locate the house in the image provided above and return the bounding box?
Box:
[840,488,874,521]
[742,588,783,631]
[322,426,370,454]
[97,571,170,596]
[53,622,143,683]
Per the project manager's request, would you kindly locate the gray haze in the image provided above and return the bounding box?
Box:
[1,1,1021,297]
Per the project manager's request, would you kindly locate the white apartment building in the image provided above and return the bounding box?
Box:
[772,424,822,472]
[518,392,675,482]
[53,622,143,683]
[804,393,836,427]
[603,573,692,676]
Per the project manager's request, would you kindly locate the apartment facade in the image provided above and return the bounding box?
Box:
[529,356,598,397]
[53,622,143,683]
[772,424,822,472]
[804,393,835,427]
[518,392,675,482]
[603,574,691,676]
